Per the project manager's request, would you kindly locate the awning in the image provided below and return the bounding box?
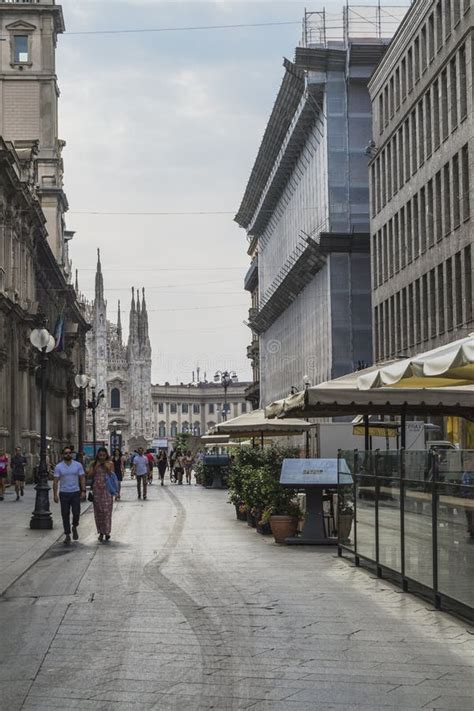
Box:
[211,409,311,438]
[265,368,474,420]
[201,434,231,445]
[357,334,474,390]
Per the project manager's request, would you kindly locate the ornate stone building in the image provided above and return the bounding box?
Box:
[84,252,153,452]
[0,138,88,463]
[0,1,88,467]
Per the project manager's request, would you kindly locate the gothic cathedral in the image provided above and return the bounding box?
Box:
[84,251,153,452]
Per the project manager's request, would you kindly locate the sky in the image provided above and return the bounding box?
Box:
[61,0,406,385]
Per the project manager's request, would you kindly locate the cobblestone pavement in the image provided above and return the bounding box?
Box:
[0,477,473,710]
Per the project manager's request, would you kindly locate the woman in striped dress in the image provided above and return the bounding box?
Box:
[88,447,114,542]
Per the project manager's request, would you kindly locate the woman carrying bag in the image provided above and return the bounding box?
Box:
[87,447,119,542]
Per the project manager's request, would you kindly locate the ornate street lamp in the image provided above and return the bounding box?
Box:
[71,367,89,462]
[214,370,237,421]
[88,378,104,457]
[29,324,55,530]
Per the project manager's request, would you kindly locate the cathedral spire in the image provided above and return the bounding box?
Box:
[136,287,142,344]
[141,288,149,342]
[95,248,104,305]
[117,300,122,344]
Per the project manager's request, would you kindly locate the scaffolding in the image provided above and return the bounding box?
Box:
[302,2,412,48]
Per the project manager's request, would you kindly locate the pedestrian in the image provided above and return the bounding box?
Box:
[11,447,27,501]
[184,450,194,485]
[157,450,168,486]
[0,447,8,501]
[88,446,117,542]
[174,450,185,485]
[132,447,149,499]
[146,449,155,484]
[53,445,86,545]
[169,448,177,483]
[112,448,125,500]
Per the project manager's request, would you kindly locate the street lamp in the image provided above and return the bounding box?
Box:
[214,370,237,421]
[88,378,104,457]
[110,420,122,452]
[29,324,55,530]
[71,367,89,462]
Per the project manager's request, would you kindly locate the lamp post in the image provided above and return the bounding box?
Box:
[29,324,55,530]
[110,420,122,452]
[88,378,105,457]
[71,367,89,463]
[214,370,237,421]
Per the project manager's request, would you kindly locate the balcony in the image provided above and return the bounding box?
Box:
[246,341,259,360]
[244,255,258,293]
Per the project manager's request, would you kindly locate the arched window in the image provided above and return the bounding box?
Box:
[111,387,120,409]
[181,421,189,433]
[194,421,201,436]
[207,421,216,432]
[171,421,178,437]
[158,422,166,437]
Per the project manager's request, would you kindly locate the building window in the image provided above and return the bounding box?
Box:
[193,422,201,436]
[465,245,472,322]
[158,403,164,414]
[182,403,188,414]
[446,258,453,329]
[241,402,247,414]
[207,421,216,431]
[208,403,215,414]
[453,153,460,228]
[13,35,29,64]
[438,264,445,333]
[462,144,470,220]
[181,421,189,433]
[170,403,177,414]
[455,251,463,325]
[193,404,200,414]
[171,421,178,437]
[158,422,166,437]
[110,388,120,409]
[459,45,467,120]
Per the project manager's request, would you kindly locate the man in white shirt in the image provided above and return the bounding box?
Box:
[53,446,86,544]
[132,447,149,500]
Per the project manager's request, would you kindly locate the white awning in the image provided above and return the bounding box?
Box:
[211,409,311,437]
[357,334,474,390]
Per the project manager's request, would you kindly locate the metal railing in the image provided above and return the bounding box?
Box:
[337,449,474,620]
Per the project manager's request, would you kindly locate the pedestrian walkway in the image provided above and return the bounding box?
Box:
[0,478,473,710]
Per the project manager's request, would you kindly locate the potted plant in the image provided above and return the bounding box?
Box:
[337,485,354,543]
[263,499,302,544]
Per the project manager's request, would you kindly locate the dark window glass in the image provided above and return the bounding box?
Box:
[14,35,28,63]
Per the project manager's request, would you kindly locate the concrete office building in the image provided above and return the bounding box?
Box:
[237,7,405,406]
[369,0,473,362]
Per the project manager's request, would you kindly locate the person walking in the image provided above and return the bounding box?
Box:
[169,448,177,483]
[11,447,27,500]
[88,446,116,542]
[112,448,125,500]
[132,447,149,499]
[53,446,86,545]
[145,449,155,484]
[184,450,194,485]
[0,448,8,501]
[174,450,185,485]
[157,450,168,486]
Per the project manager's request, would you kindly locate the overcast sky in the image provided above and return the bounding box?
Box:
[61,0,405,385]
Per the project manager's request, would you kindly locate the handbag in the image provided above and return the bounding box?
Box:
[87,490,94,502]
[105,472,120,497]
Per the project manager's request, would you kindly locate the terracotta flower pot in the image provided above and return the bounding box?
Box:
[269,515,299,544]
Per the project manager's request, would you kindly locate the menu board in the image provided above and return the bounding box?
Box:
[280,458,353,486]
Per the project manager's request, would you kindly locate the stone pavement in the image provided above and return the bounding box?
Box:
[0,476,473,710]
[0,481,92,596]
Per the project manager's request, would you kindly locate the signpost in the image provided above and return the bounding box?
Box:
[280,458,352,545]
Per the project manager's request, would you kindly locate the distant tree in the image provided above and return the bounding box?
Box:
[174,432,190,452]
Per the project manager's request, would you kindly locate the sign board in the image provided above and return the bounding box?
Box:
[280,458,353,487]
[152,438,168,449]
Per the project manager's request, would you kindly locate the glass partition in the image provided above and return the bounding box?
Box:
[337,448,473,619]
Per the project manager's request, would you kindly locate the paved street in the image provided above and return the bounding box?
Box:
[1,476,473,711]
